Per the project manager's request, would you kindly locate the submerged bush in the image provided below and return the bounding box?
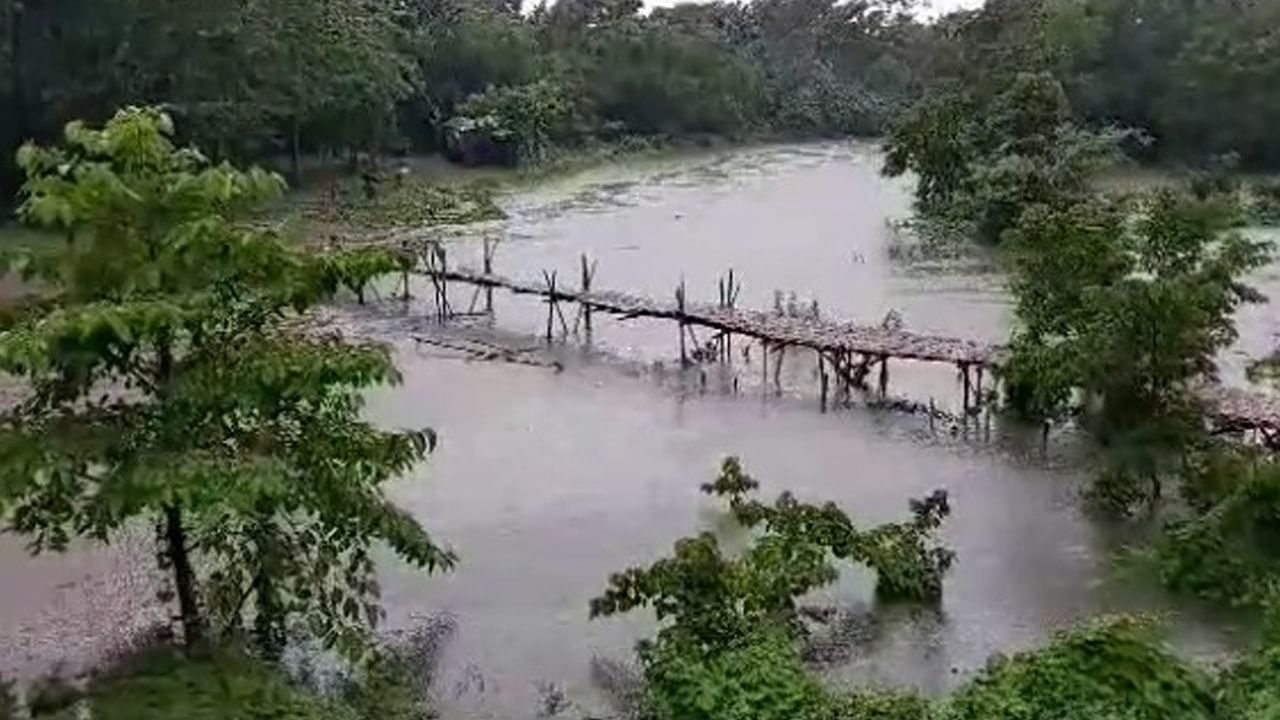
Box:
[591,457,953,720]
[1158,459,1280,607]
[939,618,1216,720]
[1216,641,1280,720]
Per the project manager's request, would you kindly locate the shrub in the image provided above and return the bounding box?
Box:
[939,618,1216,720]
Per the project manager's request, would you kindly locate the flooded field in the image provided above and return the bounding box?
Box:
[2,141,1275,718]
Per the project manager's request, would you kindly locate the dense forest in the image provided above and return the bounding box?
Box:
[0,0,924,201]
[2,0,1280,718]
[3,0,1280,205]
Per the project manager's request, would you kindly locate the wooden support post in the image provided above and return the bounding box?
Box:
[961,363,971,414]
[976,366,985,406]
[483,238,496,315]
[424,245,445,321]
[761,340,769,392]
[543,270,557,343]
[726,269,738,363]
[676,279,688,367]
[773,344,785,394]
[878,355,889,398]
[555,298,570,338]
[580,254,595,338]
[718,277,727,362]
[436,244,450,320]
[819,353,829,412]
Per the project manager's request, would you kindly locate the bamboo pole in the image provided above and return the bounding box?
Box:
[580,254,596,338]
[729,269,738,363]
[818,353,829,412]
[761,340,769,393]
[436,244,450,320]
[878,355,889,398]
[543,270,557,343]
[718,276,727,361]
[483,238,496,314]
[773,344,785,394]
[676,279,688,366]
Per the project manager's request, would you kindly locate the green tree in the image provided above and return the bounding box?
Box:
[410,8,541,147]
[1159,2,1280,168]
[884,71,1122,243]
[1003,191,1270,509]
[0,108,451,657]
[585,26,765,136]
[449,79,581,163]
[939,618,1217,720]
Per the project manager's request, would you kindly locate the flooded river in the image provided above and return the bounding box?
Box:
[2,141,1275,717]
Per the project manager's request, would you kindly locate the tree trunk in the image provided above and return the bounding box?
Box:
[164,503,205,647]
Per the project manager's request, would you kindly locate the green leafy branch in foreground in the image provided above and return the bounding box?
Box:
[0,107,449,661]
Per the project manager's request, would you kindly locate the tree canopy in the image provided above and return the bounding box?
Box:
[0,108,451,659]
[0,0,931,196]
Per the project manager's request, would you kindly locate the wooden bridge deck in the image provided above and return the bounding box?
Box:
[412,264,1280,441]
[422,267,1001,367]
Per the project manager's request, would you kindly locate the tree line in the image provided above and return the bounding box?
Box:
[7,0,1276,210]
[0,0,929,202]
[902,0,1280,169]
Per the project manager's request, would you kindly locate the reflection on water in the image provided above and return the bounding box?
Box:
[0,142,1271,717]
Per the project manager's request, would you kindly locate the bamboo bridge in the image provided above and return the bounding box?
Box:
[392,239,1280,447]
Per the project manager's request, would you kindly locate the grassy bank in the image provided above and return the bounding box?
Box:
[8,644,432,720]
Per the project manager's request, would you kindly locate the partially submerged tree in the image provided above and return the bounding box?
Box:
[883,71,1125,244]
[0,108,452,658]
[1002,191,1270,510]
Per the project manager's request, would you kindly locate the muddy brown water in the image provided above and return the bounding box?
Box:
[2,142,1275,718]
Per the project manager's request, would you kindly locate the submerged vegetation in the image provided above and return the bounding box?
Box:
[295,175,505,241]
[594,462,1280,720]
